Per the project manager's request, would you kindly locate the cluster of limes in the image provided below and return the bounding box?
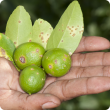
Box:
[13,42,71,95]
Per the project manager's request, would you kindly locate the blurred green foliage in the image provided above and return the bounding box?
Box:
[0,0,110,110]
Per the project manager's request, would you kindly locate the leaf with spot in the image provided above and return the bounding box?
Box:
[46,1,84,55]
[32,19,53,49]
[5,6,32,47]
[0,33,15,61]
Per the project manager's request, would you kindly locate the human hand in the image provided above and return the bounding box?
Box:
[0,58,61,110]
[0,36,110,110]
[43,36,110,102]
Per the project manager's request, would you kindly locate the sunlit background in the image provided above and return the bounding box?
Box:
[0,0,110,110]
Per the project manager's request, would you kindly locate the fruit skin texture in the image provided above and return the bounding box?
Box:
[19,65,46,95]
[13,42,45,70]
[42,48,71,77]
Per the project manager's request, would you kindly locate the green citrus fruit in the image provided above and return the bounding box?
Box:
[19,65,46,95]
[13,42,45,70]
[42,48,71,77]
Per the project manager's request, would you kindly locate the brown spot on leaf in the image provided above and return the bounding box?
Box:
[18,21,21,23]
[75,28,78,30]
[72,34,75,37]
[41,32,44,34]
[40,21,42,23]
[29,40,31,42]
[41,37,43,40]
[14,42,17,44]
[19,56,25,63]
[39,35,41,37]
[72,26,74,28]
[61,40,63,42]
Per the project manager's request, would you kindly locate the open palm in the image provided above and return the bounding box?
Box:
[0,36,110,110]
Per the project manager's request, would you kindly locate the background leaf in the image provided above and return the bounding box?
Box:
[32,18,53,49]
[46,1,84,55]
[5,6,32,47]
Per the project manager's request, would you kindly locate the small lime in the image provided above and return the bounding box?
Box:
[42,48,71,77]
[19,65,46,95]
[13,42,45,70]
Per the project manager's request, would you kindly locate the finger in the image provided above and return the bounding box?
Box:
[71,52,110,67]
[58,65,110,80]
[44,77,110,101]
[74,36,110,53]
[0,58,24,93]
[0,91,61,110]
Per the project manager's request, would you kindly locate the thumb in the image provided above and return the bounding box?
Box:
[0,91,61,110]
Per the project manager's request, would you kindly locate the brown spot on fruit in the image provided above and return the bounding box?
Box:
[48,65,52,69]
[37,73,39,74]
[61,40,63,42]
[54,60,57,64]
[36,49,39,53]
[40,21,42,23]
[39,55,43,57]
[31,68,34,70]
[19,56,25,63]
[1,48,5,55]
[0,35,2,39]
[64,54,67,57]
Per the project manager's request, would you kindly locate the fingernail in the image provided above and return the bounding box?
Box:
[42,102,56,110]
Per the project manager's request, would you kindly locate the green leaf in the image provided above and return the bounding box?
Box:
[0,33,15,61]
[32,18,53,49]
[46,1,84,55]
[5,6,32,47]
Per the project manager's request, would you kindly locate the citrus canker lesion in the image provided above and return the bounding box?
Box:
[13,42,45,70]
[13,42,71,94]
[42,48,71,77]
[19,65,46,95]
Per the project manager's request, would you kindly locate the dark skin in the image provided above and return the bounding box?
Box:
[0,36,110,110]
